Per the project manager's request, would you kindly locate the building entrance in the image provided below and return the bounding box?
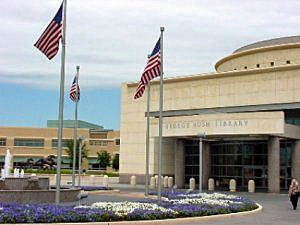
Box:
[183,139,292,191]
[211,141,268,191]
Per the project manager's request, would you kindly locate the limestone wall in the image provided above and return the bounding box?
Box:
[120,54,300,178]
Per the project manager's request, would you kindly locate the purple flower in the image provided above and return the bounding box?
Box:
[0,192,257,223]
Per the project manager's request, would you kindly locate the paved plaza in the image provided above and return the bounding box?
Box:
[74,184,300,225]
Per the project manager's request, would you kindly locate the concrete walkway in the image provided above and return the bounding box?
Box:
[183,193,300,225]
[74,184,300,225]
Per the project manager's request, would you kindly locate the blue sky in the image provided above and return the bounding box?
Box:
[1,0,300,130]
[0,82,120,129]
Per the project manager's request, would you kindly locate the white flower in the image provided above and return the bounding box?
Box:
[76,201,176,217]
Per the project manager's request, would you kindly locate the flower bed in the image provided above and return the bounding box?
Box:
[0,192,258,223]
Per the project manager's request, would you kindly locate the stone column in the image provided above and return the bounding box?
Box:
[268,136,280,193]
[174,139,185,188]
[292,140,300,182]
[202,142,210,190]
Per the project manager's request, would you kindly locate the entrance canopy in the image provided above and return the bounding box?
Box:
[150,111,300,139]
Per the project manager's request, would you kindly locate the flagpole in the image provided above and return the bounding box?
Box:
[56,0,67,204]
[72,66,80,188]
[145,70,151,197]
[157,26,164,202]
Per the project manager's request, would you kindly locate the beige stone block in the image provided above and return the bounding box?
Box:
[208,178,214,191]
[163,176,168,188]
[248,180,255,193]
[229,179,236,192]
[150,176,156,189]
[130,176,136,187]
[168,177,173,188]
[189,178,195,191]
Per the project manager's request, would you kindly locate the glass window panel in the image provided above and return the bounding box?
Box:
[212,156,218,165]
[280,178,286,189]
[244,145,254,154]
[254,168,263,177]
[235,167,243,176]
[212,166,220,176]
[286,148,292,166]
[254,143,264,154]
[236,178,243,187]
[219,166,226,176]
[244,155,252,165]
[244,168,254,179]
[217,155,224,165]
[227,166,235,176]
[235,155,243,165]
[14,138,44,147]
[287,167,292,177]
[280,168,285,177]
[0,138,6,146]
[185,166,193,174]
[210,140,268,189]
[193,166,199,175]
[185,156,193,165]
[254,178,266,188]
[253,155,267,166]
[225,155,235,165]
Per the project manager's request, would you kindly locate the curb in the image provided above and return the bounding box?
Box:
[88,189,121,194]
[13,203,262,225]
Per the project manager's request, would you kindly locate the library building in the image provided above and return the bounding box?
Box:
[120,35,300,192]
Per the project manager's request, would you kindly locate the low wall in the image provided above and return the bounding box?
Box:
[38,174,119,186]
[0,188,81,203]
[0,177,49,190]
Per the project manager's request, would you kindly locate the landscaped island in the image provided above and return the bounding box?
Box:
[0,192,258,223]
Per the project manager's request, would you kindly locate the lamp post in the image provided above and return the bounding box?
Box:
[199,133,205,193]
[78,136,84,187]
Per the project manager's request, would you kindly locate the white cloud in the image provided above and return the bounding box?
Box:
[1,0,300,90]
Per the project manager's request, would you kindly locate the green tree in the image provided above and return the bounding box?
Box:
[112,154,119,170]
[97,150,111,169]
[65,139,89,169]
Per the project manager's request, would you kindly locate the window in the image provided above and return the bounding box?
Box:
[285,109,300,126]
[286,60,291,64]
[89,140,108,146]
[14,138,44,147]
[0,138,6,146]
[270,62,274,67]
[51,139,70,148]
[115,138,120,146]
[256,64,260,68]
[90,133,107,139]
[211,141,268,190]
[244,66,247,69]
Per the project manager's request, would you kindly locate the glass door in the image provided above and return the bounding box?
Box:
[243,166,267,190]
[280,141,292,190]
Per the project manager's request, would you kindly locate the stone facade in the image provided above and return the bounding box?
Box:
[120,35,300,193]
[0,126,120,171]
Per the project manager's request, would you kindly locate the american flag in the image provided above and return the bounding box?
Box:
[34,3,63,60]
[134,38,161,99]
[69,75,80,102]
